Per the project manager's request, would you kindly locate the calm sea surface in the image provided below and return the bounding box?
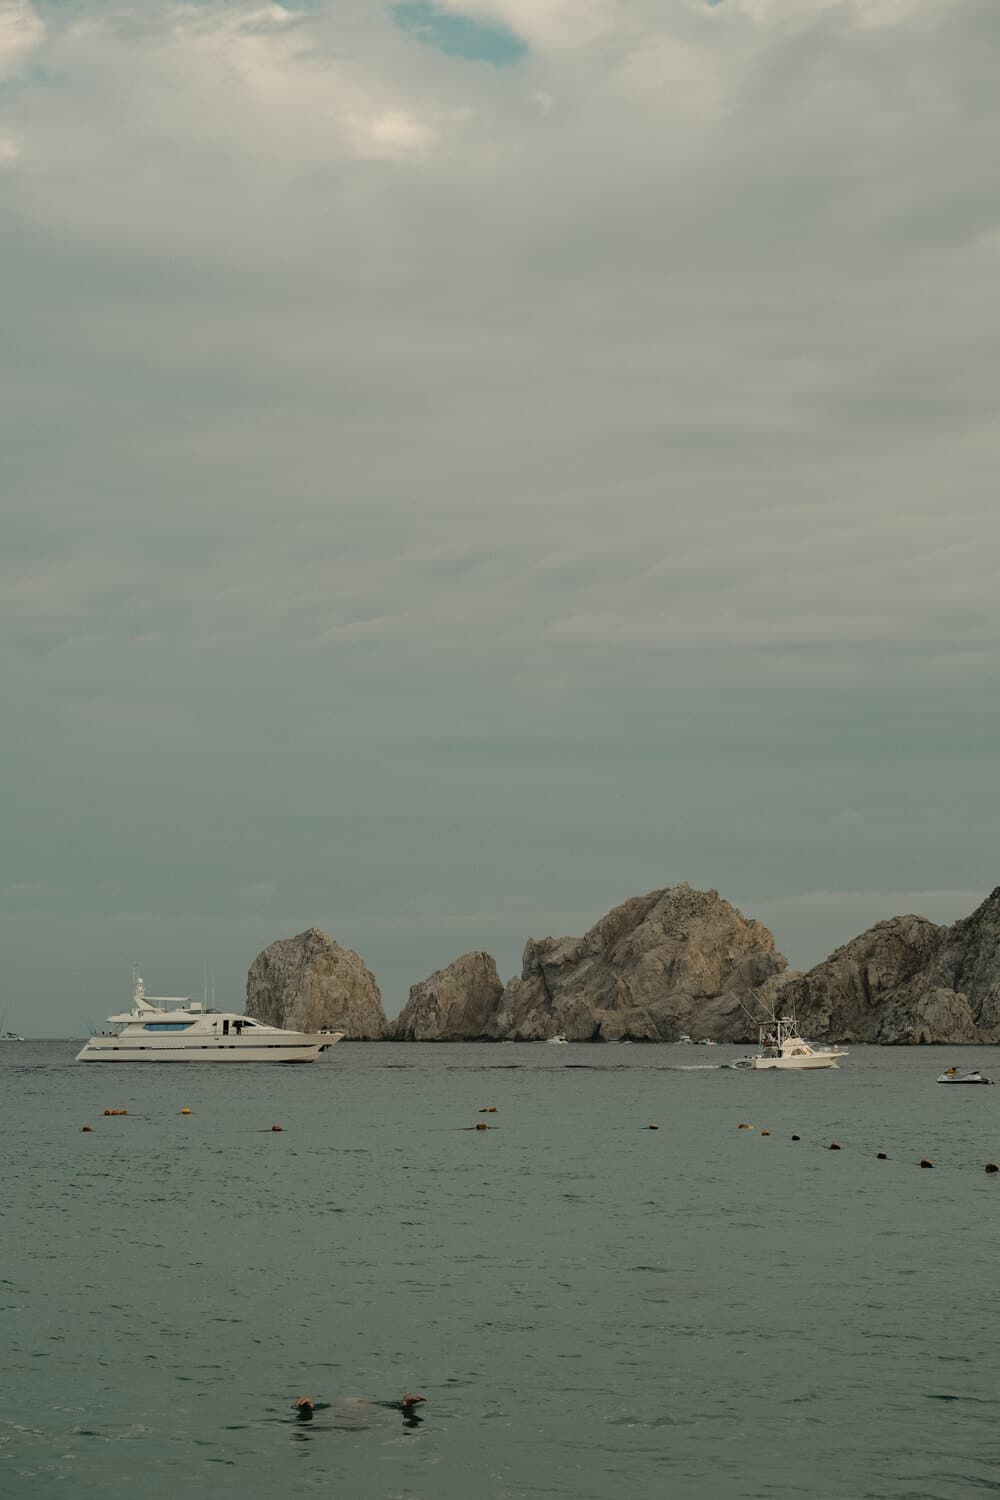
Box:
[3,1041,1000,1499]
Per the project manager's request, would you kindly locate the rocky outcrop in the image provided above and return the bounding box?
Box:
[247,928,389,1039]
[903,888,1000,1041]
[767,888,1000,1044]
[245,886,1000,1045]
[768,891,1000,1044]
[492,884,787,1042]
[763,915,947,1044]
[392,952,504,1040]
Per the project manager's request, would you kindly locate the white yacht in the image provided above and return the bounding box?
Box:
[547,1034,569,1045]
[76,974,343,1064]
[727,1013,847,1071]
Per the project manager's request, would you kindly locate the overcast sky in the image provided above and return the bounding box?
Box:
[3,0,998,1035]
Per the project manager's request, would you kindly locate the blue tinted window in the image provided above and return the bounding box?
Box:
[142,1022,194,1032]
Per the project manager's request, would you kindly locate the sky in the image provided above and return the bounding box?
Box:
[2,0,998,1035]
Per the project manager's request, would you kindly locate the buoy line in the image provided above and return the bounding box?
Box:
[736,1123,999,1173]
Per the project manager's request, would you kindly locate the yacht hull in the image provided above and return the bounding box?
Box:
[75,1037,338,1063]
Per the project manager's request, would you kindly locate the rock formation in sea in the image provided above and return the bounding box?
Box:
[492,883,787,1042]
[771,888,1000,1044]
[761,915,949,1044]
[246,927,389,1039]
[392,952,505,1041]
[903,888,1000,1041]
[247,886,1000,1045]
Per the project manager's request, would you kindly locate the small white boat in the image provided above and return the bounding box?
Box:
[547,1034,569,1045]
[727,1013,847,1071]
[76,972,343,1064]
[696,1038,717,1046]
[937,1067,994,1085]
[676,1034,693,1045]
[0,1007,24,1041]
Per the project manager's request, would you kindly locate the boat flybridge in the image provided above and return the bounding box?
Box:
[728,1012,847,1072]
[76,974,343,1064]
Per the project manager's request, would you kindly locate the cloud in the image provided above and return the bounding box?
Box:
[426,0,612,51]
[3,0,999,1030]
[0,1,43,78]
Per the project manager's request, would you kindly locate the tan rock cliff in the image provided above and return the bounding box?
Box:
[392,952,504,1040]
[493,884,787,1041]
[775,889,1000,1044]
[246,927,389,1039]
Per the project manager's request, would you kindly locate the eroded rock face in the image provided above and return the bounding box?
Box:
[247,928,389,1039]
[904,888,1000,1041]
[392,952,504,1040]
[767,892,1000,1044]
[492,884,787,1042]
[767,915,946,1044]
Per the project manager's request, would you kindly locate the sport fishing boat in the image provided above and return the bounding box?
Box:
[76,973,343,1064]
[727,1012,847,1071]
[937,1066,994,1085]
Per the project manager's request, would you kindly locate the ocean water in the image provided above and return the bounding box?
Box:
[3,1041,1000,1499]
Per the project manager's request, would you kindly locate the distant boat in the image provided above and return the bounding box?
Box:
[937,1067,994,1085]
[726,1011,847,1071]
[76,971,343,1064]
[0,1007,24,1041]
[696,1038,717,1046]
[546,1035,569,1045]
[677,1034,693,1045]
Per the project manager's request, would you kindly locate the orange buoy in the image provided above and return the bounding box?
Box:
[81,1125,94,1132]
[829,1142,841,1151]
[737,1123,753,1131]
[760,1130,771,1137]
[920,1158,934,1169]
[475,1121,489,1130]
[271,1124,284,1132]
[648,1124,659,1130]
[181,1108,191,1115]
